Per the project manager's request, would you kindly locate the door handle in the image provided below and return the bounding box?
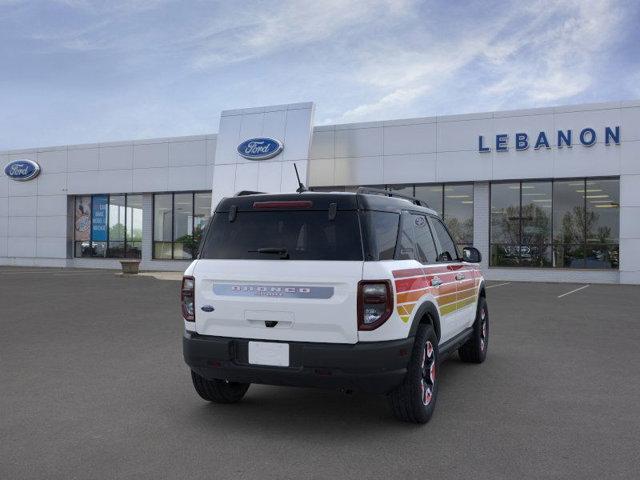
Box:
[431,277,443,287]
[455,273,465,281]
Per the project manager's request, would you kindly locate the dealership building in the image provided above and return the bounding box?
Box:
[1,100,639,284]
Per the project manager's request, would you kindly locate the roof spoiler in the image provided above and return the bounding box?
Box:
[234,190,266,196]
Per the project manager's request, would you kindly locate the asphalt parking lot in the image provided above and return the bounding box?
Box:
[1,268,639,479]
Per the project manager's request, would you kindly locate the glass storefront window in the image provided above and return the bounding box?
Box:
[444,184,474,249]
[108,195,126,258]
[414,185,443,217]
[491,178,619,269]
[126,195,143,259]
[585,178,619,268]
[173,193,194,260]
[490,182,520,267]
[520,181,552,267]
[73,193,143,259]
[153,194,172,259]
[153,191,212,260]
[553,180,587,268]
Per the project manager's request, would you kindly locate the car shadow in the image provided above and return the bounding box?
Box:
[179,356,469,435]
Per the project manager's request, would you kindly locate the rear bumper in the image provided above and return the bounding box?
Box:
[183,331,414,394]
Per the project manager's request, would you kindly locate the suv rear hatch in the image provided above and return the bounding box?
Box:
[193,195,364,344]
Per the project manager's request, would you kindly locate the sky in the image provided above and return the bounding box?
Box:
[1,0,639,150]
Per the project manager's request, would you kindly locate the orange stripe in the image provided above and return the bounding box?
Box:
[397,288,428,304]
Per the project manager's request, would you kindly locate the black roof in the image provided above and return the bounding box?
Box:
[215,190,438,216]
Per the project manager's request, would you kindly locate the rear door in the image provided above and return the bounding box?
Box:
[428,217,474,335]
[193,205,364,344]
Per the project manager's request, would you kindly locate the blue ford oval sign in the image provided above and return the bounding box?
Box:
[237,137,283,160]
[4,159,41,181]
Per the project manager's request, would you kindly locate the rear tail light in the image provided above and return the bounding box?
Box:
[357,280,393,330]
[181,276,195,321]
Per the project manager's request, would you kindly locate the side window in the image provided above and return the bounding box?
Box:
[395,212,416,260]
[429,217,459,262]
[412,214,438,264]
[364,211,400,260]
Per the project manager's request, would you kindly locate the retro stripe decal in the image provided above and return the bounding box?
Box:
[392,265,480,323]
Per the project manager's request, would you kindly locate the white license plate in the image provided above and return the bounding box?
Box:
[248,341,289,367]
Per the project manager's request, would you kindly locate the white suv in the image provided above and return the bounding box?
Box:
[182,188,488,423]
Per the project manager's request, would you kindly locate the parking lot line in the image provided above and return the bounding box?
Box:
[557,284,590,298]
[486,282,511,289]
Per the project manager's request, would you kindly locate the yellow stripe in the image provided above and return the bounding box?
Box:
[400,315,410,323]
[440,303,457,315]
[439,295,477,316]
[456,296,477,309]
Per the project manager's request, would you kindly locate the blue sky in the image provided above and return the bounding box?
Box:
[1,0,639,150]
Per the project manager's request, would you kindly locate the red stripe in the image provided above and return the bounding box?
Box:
[392,268,425,278]
[395,276,431,293]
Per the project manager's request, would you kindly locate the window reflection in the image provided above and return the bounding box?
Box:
[126,195,143,259]
[414,185,443,217]
[490,178,619,269]
[73,193,143,259]
[521,181,552,267]
[153,192,212,260]
[490,183,520,266]
[444,184,473,249]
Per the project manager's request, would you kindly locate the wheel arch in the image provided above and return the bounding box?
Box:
[478,280,486,299]
[408,301,442,342]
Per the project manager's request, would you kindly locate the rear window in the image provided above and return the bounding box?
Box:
[200,210,363,261]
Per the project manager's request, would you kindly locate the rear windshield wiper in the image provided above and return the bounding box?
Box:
[248,247,290,259]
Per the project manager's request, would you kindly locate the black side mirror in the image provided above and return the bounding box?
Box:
[462,246,482,263]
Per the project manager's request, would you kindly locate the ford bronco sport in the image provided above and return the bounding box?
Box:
[182,188,488,423]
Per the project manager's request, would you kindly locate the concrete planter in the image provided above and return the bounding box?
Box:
[119,259,141,274]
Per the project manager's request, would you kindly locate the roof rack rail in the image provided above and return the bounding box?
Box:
[234,190,266,196]
[356,187,430,209]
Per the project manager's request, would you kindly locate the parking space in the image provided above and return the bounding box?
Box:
[1,268,639,479]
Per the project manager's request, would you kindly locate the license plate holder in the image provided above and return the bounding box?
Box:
[248,341,289,367]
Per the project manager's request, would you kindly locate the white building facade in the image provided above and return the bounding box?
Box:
[1,100,639,284]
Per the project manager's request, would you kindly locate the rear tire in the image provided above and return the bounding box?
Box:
[458,296,489,364]
[190,370,250,404]
[388,324,439,424]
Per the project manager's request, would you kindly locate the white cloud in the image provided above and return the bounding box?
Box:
[481,0,622,105]
[190,0,415,69]
[334,0,625,122]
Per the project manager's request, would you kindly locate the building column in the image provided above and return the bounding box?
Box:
[142,193,153,263]
[473,182,489,271]
[619,174,640,284]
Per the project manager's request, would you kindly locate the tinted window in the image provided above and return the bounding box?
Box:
[396,212,416,260]
[412,214,438,264]
[430,218,458,262]
[201,211,363,261]
[364,211,399,260]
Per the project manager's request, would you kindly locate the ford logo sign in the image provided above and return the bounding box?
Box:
[237,137,283,160]
[4,159,41,181]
